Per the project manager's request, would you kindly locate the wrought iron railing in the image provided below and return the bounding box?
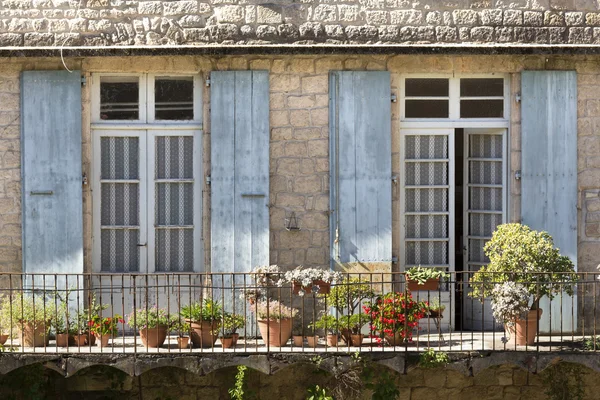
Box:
[0,272,595,354]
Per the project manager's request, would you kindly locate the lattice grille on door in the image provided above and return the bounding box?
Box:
[100,137,141,272]
[154,136,195,272]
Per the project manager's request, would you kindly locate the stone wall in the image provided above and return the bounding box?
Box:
[0,359,598,400]
[2,54,600,279]
[5,0,600,47]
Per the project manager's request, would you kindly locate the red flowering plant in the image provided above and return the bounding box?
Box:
[88,314,124,337]
[363,292,428,345]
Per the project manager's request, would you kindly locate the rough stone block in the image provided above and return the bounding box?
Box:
[257,5,282,24]
[138,1,162,15]
[338,5,359,22]
[524,11,543,26]
[565,11,584,25]
[569,26,592,43]
[436,26,457,42]
[366,10,388,25]
[24,32,54,46]
[480,9,503,26]
[470,26,494,41]
[503,10,523,25]
[544,11,565,26]
[453,9,479,26]
[390,10,423,25]
[215,5,244,23]
[344,25,378,41]
[301,75,327,94]
[312,5,336,22]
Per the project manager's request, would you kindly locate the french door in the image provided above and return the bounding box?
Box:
[92,129,202,325]
[400,127,507,331]
[462,128,507,331]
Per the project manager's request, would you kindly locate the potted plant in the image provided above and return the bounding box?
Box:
[292,318,304,347]
[364,292,428,346]
[310,314,339,347]
[338,313,368,346]
[283,267,343,296]
[0,296,10,345]
[88,313,124,347]
[172,320,191,349]
[242,265,284,304]
[180,299,223,348]
[469,223,577,345]
[0,292,56,347]
[318,276,374,344]
[51,289,80,347]
[406,266,449,292]
[255,299,298,347]
[428,297,446,319]
[127,306,175,348]
[221,313,245,348]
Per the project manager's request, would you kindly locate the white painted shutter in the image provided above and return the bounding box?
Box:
[330,71,392,268]
[22,71,83,279]
[521,71,578,333]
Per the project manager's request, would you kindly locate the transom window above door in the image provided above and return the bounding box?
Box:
[91,74,202,123]
[401,75,508,120]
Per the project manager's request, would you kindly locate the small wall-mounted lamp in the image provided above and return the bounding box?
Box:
[285,211,300,231]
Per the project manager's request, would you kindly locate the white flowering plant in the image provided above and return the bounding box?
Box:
[240,265,284,303]
[490,282,531,326]
[255,300,298,321]
[282,267,343,296]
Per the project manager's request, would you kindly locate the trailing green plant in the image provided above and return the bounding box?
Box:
[180,299,223,322]
[406,266,449,285]
[418,348,449,369]
[306,385,334,400]
[126,305,177,330]
[171,320,191,337]
[583,336,600,351]
[542,363,585,400]
[364,369,399,400]
[229,365,255,400]
[469,224,577,310]
[222,313,245,337]
[428,297,445,313]
[318,277,374,315]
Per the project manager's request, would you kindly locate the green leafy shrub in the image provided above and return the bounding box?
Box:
[180,299,223,322]
[418,348,450,369]
[306,385,334,400]
[470,223,577,310]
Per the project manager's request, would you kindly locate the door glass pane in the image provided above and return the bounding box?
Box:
[100,136,140,272]
[154,135,195,272]
[155,77,194,120]
[100,76,139,120]
[405,78,449,97]
[460,78,503,97]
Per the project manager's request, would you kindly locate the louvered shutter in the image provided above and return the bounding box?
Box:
[22,71,83,281]
[329,71,392,269]
[521,71,578,333]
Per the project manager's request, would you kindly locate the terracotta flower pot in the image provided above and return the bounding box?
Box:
[292,280,331,295]
[326,334,339,347]
[188,320,219,348]
[73,334,87,346]
[428,309,444,319]
[20,322,49,347]
[86,332,96,346]
[177,336,189,349]
[351,334,364,347]
[293,335,304,347]
[306,335,319,347]
[95,334,110,347]
[231,332,240,346]
[221,337,234,348]
[56,333,72,347]
[385,331,408,346]
[0,334,8,345]
[139,326,168,348]
[407,278,439,292]
[258,318,293,347]
[507,309,543,346]
[340,328,352,345]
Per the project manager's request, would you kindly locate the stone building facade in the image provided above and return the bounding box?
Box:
[0,0,598,333]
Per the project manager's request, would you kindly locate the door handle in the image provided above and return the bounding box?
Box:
[30,190,54,196]
[241,193,266,198]
[137,243,147,247]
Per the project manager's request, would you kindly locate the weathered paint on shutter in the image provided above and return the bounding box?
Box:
[329,71,392,270]
[211,71,269,277]
[21,71,83,281]
[521,70,577,333]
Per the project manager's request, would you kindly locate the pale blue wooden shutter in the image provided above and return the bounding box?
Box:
[211,71,270,275]
[521,71,577,333]
[21,71,83,277]
[329,71,392,268]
